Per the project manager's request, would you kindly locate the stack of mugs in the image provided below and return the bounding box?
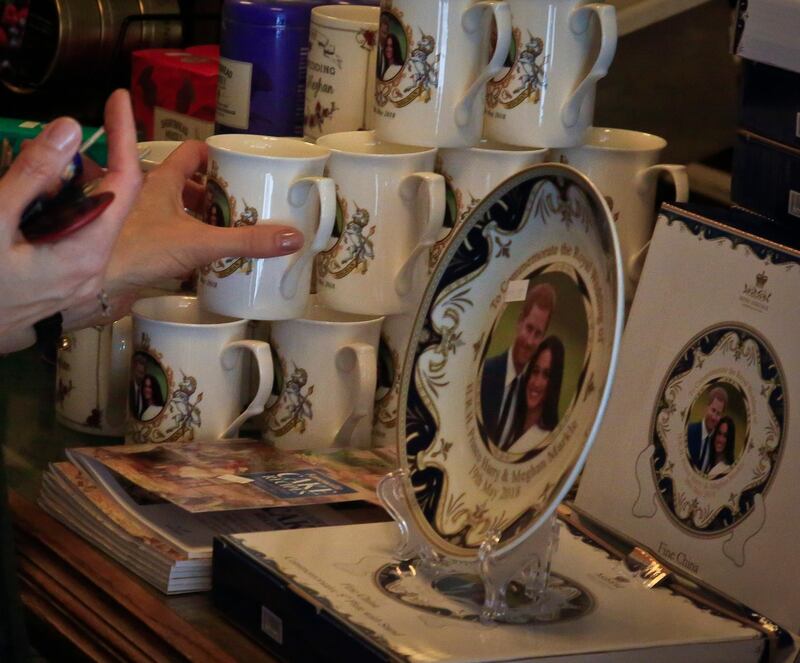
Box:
[56,0,689,453]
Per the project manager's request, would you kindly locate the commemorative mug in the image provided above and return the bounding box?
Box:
[264,305,383,450]
[552,128,689,301]
[126,296,273,444]
[372,0,512,147]
[432,139,548,268]
[484,0,617,148]
[56,318,132,437]
[315,130,445,315]
[304,5,380,139]
[198,135,336,320]
[372,311,415,447]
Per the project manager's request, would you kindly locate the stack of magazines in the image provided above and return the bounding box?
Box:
[39,439,394,594]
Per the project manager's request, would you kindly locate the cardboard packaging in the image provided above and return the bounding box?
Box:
[733,0,800,75]
[131,48,218,142]
[739,60,800,150]
[731,130,800,228]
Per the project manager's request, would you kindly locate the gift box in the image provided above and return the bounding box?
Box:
[131,48,218,142]
[733,0,800,75]
[739,60,800,150]
[731,130,800,229]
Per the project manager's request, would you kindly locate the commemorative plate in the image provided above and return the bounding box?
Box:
[399,164,624,559]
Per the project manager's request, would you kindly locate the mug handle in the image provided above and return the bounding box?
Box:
[333,342,377,448]
[106,316,133,430]
[454,1,512,128]
[560,3,617,129]
[628,164,689,280]
[219,340,274,439]
[394,172,446,297]
[280,176,336,299]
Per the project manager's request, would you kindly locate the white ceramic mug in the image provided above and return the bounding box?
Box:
[315,130,445,315]
[372,0,512,147]
[126,296,273,444]
[198,135,336,320]
[264,305,383,450]
[137,140,182,172]
[55,318,132,437]
[484,0,617,148]
[372,311,415,447]
[551,127,689,301]
[304,6,380,139]
[432,139,548,268]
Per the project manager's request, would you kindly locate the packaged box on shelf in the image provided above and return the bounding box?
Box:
[739,60,800,149]
[731,130,800,228]
[131,48,218,142]
[733,0,800,74]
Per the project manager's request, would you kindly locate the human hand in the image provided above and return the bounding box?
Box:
[0,89,142,353]
[61,140,304,330]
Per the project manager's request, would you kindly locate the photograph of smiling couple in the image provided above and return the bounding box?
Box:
[479,271,589,459]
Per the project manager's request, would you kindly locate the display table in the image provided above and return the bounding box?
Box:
[1,347,276,662]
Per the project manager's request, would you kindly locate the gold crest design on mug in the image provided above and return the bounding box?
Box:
[128,332,204,444]
[485,28,545,110]
[265,354,315,438]
[202,159,259,278]
[374,3,437,109]
[317,193,376,283]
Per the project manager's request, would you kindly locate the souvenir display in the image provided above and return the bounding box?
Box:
[371,0,512,147]
[198,134,335,320]
[433,139,549,268]
[213,521,768,662]
[126,296,273,444]
[304,5,379,139]
[484,0,617,148]
[265,305,383,450]
[315,130,444,315]
[552,128,689,301]
[400,164,623,559]
[576,204,800,632]
[56,317,132,437]
[372,312,414,446]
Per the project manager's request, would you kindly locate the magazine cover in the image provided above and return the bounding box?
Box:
[69,439,394,513]
[576,205,800,631]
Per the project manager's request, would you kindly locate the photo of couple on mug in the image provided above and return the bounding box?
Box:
[480,271,588,458]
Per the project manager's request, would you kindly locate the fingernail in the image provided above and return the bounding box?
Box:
[42,118,81,151]
[276,230,303,253]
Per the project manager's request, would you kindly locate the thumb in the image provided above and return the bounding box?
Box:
[0,118,82,226]
[192,224,305,266]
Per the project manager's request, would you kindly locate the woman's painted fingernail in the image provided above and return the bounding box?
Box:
[42,118,81,151]
[276,230,303,253]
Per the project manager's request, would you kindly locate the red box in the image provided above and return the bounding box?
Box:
[131,48,218,141]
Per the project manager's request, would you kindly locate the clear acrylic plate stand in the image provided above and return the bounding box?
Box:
[378,468,561,624]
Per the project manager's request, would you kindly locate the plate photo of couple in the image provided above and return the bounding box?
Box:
[479,269,589,460]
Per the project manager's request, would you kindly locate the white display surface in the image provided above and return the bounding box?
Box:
[577,205,800,632]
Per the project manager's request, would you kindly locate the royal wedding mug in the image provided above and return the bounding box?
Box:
[432,139,548,268]
[552,128,689,301]
[56,318,132,437]
[265,305,383,450]
[304,5,380,139]
[372,0,512,147]
[315,130,445,315]
[126,296,273,444]
[372,311,414,447]
[484,0,617,148]
[198,135,336,320]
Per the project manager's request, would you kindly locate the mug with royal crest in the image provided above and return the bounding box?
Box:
[484,0,617,148]
[198,135,336,320]
[264,305,383,450]
[372,0,512,147]
[315,130,445,315]
[126,296,273,444]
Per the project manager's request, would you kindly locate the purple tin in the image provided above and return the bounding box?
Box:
[216,0,378,137]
